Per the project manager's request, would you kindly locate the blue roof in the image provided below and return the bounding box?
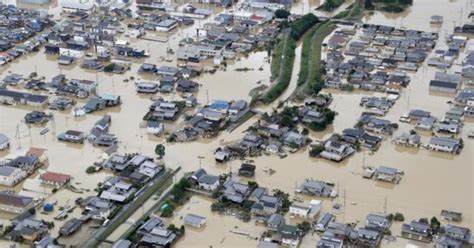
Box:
[209,100,229,110]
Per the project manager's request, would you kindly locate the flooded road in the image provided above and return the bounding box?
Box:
[0,0,473,247]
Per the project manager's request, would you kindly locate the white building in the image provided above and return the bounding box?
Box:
[61,0,95,13]
[0,166,27,186]
[147,121,164,135]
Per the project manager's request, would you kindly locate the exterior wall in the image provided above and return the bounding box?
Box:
[0,201,33,214]
[0,170,27,186]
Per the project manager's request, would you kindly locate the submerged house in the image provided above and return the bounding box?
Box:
[428,137,461,153]
[374,166,402,183]
[296,179,334,197]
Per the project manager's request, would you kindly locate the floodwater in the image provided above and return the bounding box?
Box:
[0,0,473,247]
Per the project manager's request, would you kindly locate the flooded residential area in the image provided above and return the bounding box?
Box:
[0,0,473,247]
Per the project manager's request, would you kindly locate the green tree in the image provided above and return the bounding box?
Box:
[155,144,166,158]
[394,212,405,221]
[430,217,441,232]
[309,145,324,157]
[364,0,375,9]
[297,221,312,233]
[275,9,291,19]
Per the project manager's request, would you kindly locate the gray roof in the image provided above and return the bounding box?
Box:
[429,137,460,147]
[0,166,19,177]
[183,214,206,226]
[376,166,398,175]
[0,133,10,144]
[112,239,132,248]
[198,174,219,185]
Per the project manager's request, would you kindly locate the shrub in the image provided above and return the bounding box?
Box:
[394,212,405,221]
[309,145,324,157]
[86,166,96,174]
[275,9,291,19]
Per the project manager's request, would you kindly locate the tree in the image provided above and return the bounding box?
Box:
[86,166,96,174]
[297,221,312,233]
[155,144,166,158]
[28,208,36,215]
[301,128,309,136]
[394,212,405,221]
[275,9,291,19]
[309,145,324,157]
[364,0,375,9]
[247,181,259,190]
[419,218,429,224]
[430,217,441,232]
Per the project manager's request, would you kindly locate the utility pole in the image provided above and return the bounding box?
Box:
[197,156,204,169]
[343,188,346,223]
[384,196,387,216]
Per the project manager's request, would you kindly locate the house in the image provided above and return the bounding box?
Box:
[408,109,431,121]
[289,204,310,218]
[39,171,71,187]
[61,0,95,13]
[139,63,157,74]
[289,200,321,219]
[374,166,401,183]
[401,221,432,242]
[10,217,48,243]
[0,192,34,214]
[320,140,355,162]
[283,131,306,148]
[61,130,85,143]
[296,179,334,197]
[214,150,230,162]
[8,156,40,171]
[138,160,162,178]
[416,117,436,130]
[146,121,164,135]
[441,210,463,222]
[136,82,159,93]
[0,166,27,186]
[429,80,460,93]
[59,218,83,236]
[222,177,251,203]
[100,180,135,203]
[198,174,220,191]
[157,66,179,77]
[24,148,47,164]
[267,213,285,230]
[229,100,247,115]
[238,163,256,177]
[25,111,49,124]
[138,217,176,247]
[365,214,391,232]
[395,132,421,147]
[176,79,199,93]
[443,224,472,243]
[81,196,113,220]
[156,19,178,32]
[0,133,10,151]
[428,137,461,153]
[251,195,282,215]
[354,228,381,248]
[317,236,344,248]
[279,224,301,247]
[112,239,132,248]
[183,214,206,228]
[208,100,230,114]
[314,212,334,232]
